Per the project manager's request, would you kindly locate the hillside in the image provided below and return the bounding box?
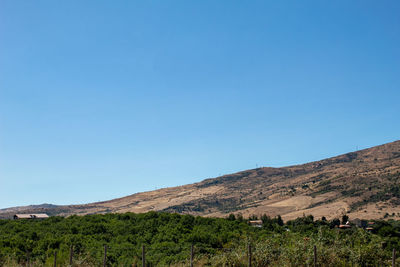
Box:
[1,140,400,220]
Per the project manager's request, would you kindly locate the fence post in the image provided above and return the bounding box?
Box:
[393,248,396,267]
[103,245,107,267]
[27,252,30,267]
[53,251,57,267]
[248,243,252,267]
[314,245,317,267]
[69,246,73,266]
[190,244,194,267]
[142,245,146,267]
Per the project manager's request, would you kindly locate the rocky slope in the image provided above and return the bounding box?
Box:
[1,140,400,220]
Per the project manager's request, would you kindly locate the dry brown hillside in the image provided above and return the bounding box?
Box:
[1,140,400,220]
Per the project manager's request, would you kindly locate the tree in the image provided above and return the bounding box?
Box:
[342,215,349,224]
[276,215,284,226]
[330,218,340,228]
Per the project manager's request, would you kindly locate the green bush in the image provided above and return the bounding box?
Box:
[0,212,399,266]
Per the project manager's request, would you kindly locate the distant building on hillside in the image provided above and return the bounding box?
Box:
[339,220,351,229]
[350,218,368,228]
[13,214,49,220]
[365,221,375,231]
[249,220,263,227]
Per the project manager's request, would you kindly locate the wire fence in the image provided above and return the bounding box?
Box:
[7,243,399,267]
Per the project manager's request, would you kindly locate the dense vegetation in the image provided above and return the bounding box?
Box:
[0,212,400,266]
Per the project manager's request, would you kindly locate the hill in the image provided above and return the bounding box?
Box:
[1,140,400,220]
[2,212,400,266]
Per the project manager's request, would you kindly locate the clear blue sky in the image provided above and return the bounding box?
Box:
[0,1,399,209]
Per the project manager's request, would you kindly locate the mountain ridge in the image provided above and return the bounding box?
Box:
[1,140,400,220]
